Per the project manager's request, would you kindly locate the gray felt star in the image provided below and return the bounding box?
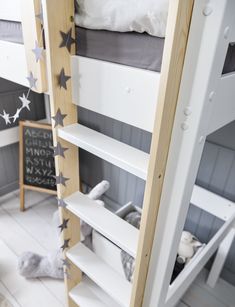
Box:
[61,239,70,251]
[32,41,44,62]
[51,108,67,127]
[62,258,71,269]
[13,108,21,123]
[19,94,31,111]
[56,172,69,186]
[58,68,71,90]
[59,28,75,53]
[53,142,68,158]
[57,198,68,208]
[27,71,37,89]
[0,110,11,125]
[58,218,69,232]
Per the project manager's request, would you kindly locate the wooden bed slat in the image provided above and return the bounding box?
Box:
[58,123,149,180]
[70,276,121,307]
[67,243,132,307]
[64,190,139,257]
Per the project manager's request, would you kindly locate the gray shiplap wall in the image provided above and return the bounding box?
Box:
[78,107,235,286]
[0,78,45,196]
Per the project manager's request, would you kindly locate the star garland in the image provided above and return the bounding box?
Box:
[0,8,44,126]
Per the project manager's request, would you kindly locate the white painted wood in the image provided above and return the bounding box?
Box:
[92,230,126,278]
[71,56,160,132]
[0,126,19,148]
[191,185,235,221]
[65,190,139,257]
[67,242,132,307]
[165,213,235,307]
[58,123,149,180]
[70,276,121,307]
[144,1,235,306]
[0,0,22,21]
[207,228,235,288]
[0,41,28,87]
[208,74,235,134]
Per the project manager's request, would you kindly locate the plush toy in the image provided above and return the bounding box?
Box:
[177,231,202,264]
[18,180,110,279]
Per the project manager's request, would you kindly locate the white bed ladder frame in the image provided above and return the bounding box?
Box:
[144,0,235,306]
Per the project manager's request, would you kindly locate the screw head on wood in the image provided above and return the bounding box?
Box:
[224,27,230,39]
[203,5,213,16]
[209,91,215,102]
[184,107,192,116]
[181,122,189,131]
[199,136,204,144]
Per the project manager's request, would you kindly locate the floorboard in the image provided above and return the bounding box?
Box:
[0,280,21,307]
[1,190,235,307]
[0,191,65,306]
[0,240,64,307]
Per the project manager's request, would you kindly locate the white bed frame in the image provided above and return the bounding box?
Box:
[1,0,235,306]
[144,1,235,306]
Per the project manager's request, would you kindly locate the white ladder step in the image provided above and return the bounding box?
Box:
[65,191,139,257]
[70,276,122,307]
[67,243,132,307]
[58,123,149,179]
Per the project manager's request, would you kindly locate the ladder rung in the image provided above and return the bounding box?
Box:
[70,276,122,307]
[65,190,139,257]
[58,123,149,180]
[67,243,132,307]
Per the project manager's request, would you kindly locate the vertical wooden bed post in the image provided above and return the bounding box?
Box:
[130,0,194,306]
[42,0,81,306]
[21,0,47,93]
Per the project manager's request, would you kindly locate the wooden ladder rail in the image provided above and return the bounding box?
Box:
[42,0,194,306]
[21,0,47,93]
[42,1,81,306]
[130,0,194,306]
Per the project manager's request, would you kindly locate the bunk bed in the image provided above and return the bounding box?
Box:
[1,0,235,306]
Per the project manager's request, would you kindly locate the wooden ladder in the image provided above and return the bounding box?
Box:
[42,0,193,306]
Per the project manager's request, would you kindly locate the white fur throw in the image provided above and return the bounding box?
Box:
[75,0,169,37]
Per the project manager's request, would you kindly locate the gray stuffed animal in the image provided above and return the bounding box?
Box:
[18,180,110,279]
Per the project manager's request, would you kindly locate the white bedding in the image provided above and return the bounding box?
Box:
[75,0,169,38]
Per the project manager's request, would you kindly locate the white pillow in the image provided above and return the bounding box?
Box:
[75,0,169,38]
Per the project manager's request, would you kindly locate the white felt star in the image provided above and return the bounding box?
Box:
[13,108,21,123]
[1,110,11,125]
[32,41,44,62]
[19,94,31,111]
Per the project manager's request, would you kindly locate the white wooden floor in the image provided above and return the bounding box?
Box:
[0,190,235,307]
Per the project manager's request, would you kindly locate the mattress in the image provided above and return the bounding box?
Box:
[0,20,164,72]
[76,27,164,72]
[1,20,234,74]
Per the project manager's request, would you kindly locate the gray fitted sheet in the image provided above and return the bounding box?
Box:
[0,20,164,72]
[76,27,164,72]
[1,20,235,74]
